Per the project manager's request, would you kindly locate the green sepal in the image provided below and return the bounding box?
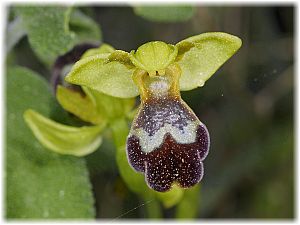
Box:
[176,32,242,90]
[81,43,115,58]
[56,85,104,125]
[65,50,139,98]
[82,87,136,121]
[24,109,105,156]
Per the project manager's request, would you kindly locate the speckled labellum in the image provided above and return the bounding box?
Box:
[64,33,242,192]
[127,64,210,192]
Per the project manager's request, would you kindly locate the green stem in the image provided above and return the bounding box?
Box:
[110,119,128,149]
[175,184,200,219]
[110,118,162,218]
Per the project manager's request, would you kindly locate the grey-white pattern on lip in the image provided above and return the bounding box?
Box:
[130,120,200,153]
[133,98,198,136]
[130,97,201,153]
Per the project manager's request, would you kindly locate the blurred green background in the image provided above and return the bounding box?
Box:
[6,5,294,219]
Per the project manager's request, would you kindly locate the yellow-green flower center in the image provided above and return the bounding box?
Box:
[129,41,178,77]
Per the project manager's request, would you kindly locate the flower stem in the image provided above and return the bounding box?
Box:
[110,118,162,218]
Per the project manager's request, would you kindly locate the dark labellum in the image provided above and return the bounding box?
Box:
[126,66,210,192]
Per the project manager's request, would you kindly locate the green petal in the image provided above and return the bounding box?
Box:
[129,41,178,75]
[24,109,105,156]
[56,85,104,125]
[81,43,115,58]
[65,50,139,98]
[176,32,242,90]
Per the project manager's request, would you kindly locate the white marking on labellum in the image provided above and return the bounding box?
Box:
[129,119,201,153]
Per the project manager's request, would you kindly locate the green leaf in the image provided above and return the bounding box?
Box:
[15,6,76,65]
[176,32,242,91]
[69,9,101,44]
[6,66,95,218]
[15,6,101,65]
[65,50,139,98]
[6,16,26,53]
[56,85,104,125]
[24,109,105,156]
[81,43,115,58]
[133,5,196,22]
[175,184,200,219]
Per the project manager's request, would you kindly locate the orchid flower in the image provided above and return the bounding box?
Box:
[25,32,241,192]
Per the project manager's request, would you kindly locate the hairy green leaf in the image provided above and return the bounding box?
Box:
[16,6,76,64]
[65,51,139,98]
[134,5,196,22]
[24,109,104,156]
[69,9,101,45]
[176,32,242,90]
[15,6,101,65]
[6,66,95,218]
[6,16,26,53]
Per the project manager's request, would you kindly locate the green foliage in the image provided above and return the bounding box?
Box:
[15,6,75,64]
[176,32,242,91]
[69,9,101,44]
[6,5,293,219]
[24,109,105,156]
[6,66,95,218]
[6,16,26,53]
[134,5,196,22]
[15,6,101,65]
